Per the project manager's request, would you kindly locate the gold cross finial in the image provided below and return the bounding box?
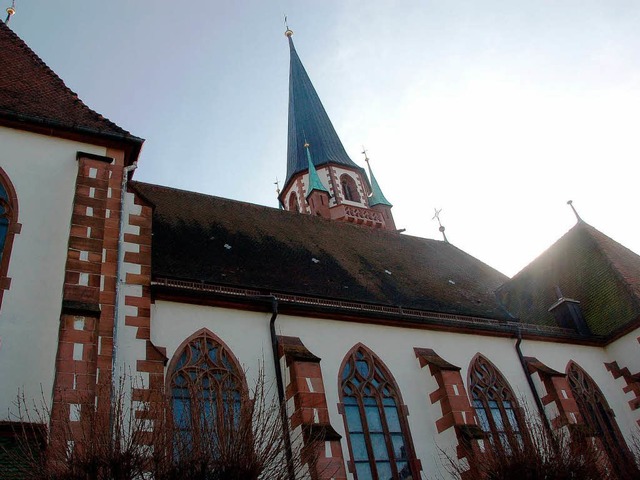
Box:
[284,15,293,37]
[5,0,16,24]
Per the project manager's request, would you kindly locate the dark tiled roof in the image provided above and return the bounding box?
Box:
[133,182,512,320]
[285,37,360,186]
[497,221,640,336]
[0,21,141,141]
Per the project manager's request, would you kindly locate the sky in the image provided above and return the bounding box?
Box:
[8,1,640,276]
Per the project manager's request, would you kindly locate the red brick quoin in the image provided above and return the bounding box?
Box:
[414,348,482,479]
[278,335,347,480]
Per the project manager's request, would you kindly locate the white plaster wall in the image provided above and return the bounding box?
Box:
[150,301,277,392]
[332,166,367,207]
[0,126,106,419]
[146,300,638,479]
[113,191,149,387]
[605,327,640,373]
[516,338,639,445]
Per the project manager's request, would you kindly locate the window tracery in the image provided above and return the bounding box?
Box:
[0,168,18,309]
[468,354,524,448]
[340,345,417,480]
[168,331,245,450]
[567,362,636,475]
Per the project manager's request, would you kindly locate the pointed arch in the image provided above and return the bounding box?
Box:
[467,354,525,447]
[566,361,637,474]
[0,167,20,309]
[338,343,420,480]
[288,191,300,212]
[167,329,247,449]
[340,174,361,203]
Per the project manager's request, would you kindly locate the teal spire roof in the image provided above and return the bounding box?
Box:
[286,34,359,186]
[365,158,392,207]
[304,143,328,198]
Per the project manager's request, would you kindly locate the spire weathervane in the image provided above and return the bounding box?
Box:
[5,0,15,24]
[274,177,281,196]
[361,146,370,163]
[284,15,293,37]
[567,200,582,222]
[432,208,449,243]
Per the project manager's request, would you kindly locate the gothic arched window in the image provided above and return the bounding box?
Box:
[339,344,419,480]
[340,174,360,203]
[0,168,19,310]
[567,361,637,475]
[468,354,524,448]
[288,192,300,212]
[168,330,245,453]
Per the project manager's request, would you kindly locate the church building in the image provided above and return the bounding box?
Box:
[1,17,639,480]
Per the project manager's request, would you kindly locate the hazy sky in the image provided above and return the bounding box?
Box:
[8,1,640,276]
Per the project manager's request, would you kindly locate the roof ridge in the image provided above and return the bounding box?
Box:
[133,180,457,242]
[0,21,133,136]
[580,222,640,310]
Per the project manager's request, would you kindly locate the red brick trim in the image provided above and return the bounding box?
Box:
[0,166,20,311]
[524,356,582,430]
[50,152,126,448]
[415,348,476,433]
[278,336,347,480]
[605,361,640,417]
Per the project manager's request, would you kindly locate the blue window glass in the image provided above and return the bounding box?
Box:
[169,333,244,457]
[0,183,10,261]
[340,346,418,479]
[469,355,524,448]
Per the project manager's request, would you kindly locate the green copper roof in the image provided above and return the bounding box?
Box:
[286,36,359,186]
[366,160,392,207]
[305,145,328,198]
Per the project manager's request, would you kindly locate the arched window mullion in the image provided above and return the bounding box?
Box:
[469,354,524,450]
[357,393,379,480]
[167,330,246,460]
[567,361,637,476]
[339,345,419,480]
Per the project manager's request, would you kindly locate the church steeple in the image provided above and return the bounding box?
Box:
[280,30,397,232]
[285,32,359,186]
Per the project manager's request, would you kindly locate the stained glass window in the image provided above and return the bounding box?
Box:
[0,181,10,263]
[468,355,524,449]
[340,345,417,480]
[567,362,638,476]
[168,331,244,455]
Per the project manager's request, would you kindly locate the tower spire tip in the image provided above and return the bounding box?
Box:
[4,0,15,24]
[567,200,582,222]
[284,14,293,37]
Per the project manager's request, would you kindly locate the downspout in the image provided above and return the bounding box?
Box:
[268,296,296,480]
[110,161,138,434]
[515,328,552,435]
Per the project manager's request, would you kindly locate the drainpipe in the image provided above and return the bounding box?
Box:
[515,328,552,435]
[110,161,137,434]
[268,296,296,480]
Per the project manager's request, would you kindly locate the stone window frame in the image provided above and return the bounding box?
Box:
[337,343,420,480]
[340,174,361,203]
[166,328,247,448]
[468,354,526,449]
[567,361,636,475]
[288,191,300,212]
[0,167,20,310]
